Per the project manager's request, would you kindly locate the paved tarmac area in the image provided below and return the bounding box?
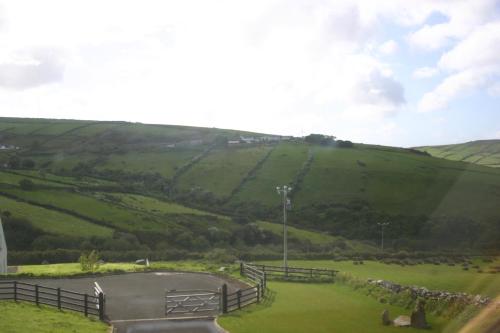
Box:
[112,318,224,333]
[15,271,242,321]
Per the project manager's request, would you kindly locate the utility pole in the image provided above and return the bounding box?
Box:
[377,222,389,251]
[276,186,292,269]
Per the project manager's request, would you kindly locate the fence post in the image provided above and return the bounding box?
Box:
[13,281,17,302]
[84,294,88,317]
[57,288,61,310]
[310,268,313,278]
[237,289,241,309]
[221,284,228,314]
[35,285,39,306]
[98,292,104,320]
[240,262,244,276]
[256,284,260,303]
[263,272,267,289]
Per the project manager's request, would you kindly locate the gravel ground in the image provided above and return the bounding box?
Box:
[14,271,243,321]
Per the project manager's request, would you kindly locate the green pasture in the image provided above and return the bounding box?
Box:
[0,195,113,237]
[9,170,117,187]
[106,192,219,217]
[291,145,500,220]
[231,142,309,205]
[13,261,228,277]
[262,260,500,298]
[95,149,202,178]
[219,282,450,333]
[256,221,376,252]
[0,171,68,188]
[0,301,108,333]
[2,188,165,231]
[177,146,273,197]
[418,140,500,168]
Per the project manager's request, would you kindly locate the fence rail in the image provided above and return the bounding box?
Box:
[226,285,260,312]
[246,263,337,279]
[0,281,105,319]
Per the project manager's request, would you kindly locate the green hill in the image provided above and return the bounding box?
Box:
[1,117,499,259]
[417,140,500,168]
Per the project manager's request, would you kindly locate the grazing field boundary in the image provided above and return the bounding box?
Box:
[244,262,337,281]
[0,280,105,320]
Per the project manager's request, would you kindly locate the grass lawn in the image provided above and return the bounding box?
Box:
[219,282,451,333]
[261,260,500,298]
[0,301,108,333]
[13,261,231,277]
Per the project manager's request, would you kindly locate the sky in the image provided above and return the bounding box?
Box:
[0,0,499,147]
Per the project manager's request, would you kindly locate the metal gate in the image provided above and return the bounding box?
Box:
[165,289,220,318]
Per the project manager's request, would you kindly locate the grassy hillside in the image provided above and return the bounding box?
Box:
[417,140,500,168]
[1,117,500,255]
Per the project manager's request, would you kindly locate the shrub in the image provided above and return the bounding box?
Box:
[79,250,101,272]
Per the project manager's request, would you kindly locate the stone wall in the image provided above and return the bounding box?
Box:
[367,278,491,307]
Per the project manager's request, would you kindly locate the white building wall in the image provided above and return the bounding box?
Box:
[0,218,7,274]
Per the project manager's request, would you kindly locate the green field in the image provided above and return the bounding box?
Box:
[95,149,202,178]
[230,143,309,205]
[2,188,180,232]
[418,140,500,168]
[9,169,117,187]
[0,195,113,237]
[293,145,500,219]
[177,146,273,197]
[0,301,108,333]
[219,282,450,333]
[13,261,229,277]
[0,170,68,188]
[262,260,500,298]
[256,221,376,252]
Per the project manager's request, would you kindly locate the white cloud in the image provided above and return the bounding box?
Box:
[0,48,65,90]
[413,66,438,79]
[418,21,500,112]
[438,22,500,71]
[419,68,491,112]
[407,0,498,51]
[378,39,398,55]
[351,69,405,109]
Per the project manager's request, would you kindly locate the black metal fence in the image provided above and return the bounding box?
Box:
[0,280,105,320]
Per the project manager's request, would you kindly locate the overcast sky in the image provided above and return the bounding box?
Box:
[0,0,499,147]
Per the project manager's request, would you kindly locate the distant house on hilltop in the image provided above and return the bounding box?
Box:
[0,218,7,274]
[240,136,257,144]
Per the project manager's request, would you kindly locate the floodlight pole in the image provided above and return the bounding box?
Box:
[377,222,389,251]
[276,186,291,270]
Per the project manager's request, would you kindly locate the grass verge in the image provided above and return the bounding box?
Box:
[0,301,108,333]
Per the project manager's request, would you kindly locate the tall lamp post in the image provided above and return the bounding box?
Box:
[276,185,292,269]
[377,222,389,251]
